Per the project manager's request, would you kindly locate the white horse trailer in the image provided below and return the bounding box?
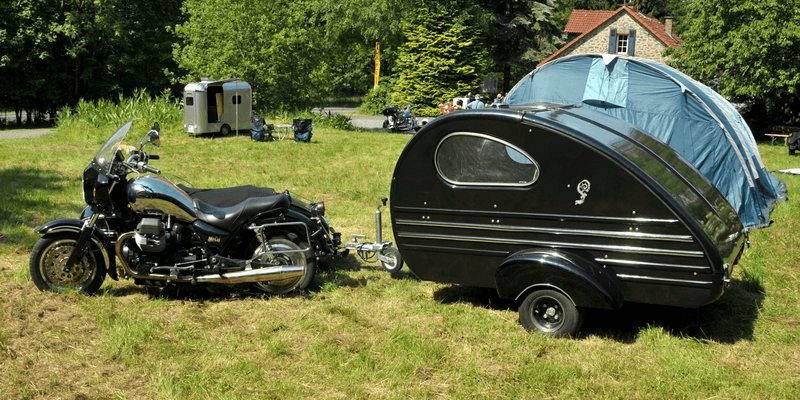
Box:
[183,79,252,136]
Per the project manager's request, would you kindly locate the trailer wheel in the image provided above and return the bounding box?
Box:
[519,289,583,337]
[378,246,404,276]
[220,124,232,136]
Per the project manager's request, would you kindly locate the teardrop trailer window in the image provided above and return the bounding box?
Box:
[435,132,540,186]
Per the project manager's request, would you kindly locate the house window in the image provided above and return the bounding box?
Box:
[616,34,628,54]
[435,132,540,187]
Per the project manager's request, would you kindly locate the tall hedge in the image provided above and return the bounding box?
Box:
[390,1,490,116]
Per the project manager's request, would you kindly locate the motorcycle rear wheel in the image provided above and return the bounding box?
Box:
[29,233,106,294]
[251,236,315,295]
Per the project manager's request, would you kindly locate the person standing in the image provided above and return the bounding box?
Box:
[467,95,484,109]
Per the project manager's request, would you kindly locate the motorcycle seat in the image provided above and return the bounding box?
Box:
[177,184,278,207]
[192,191,290,232]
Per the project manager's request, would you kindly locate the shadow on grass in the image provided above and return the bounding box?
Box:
[98,252,420,303]
[0,167,80,245]
[433,279,765,344]
[101,281,317,302]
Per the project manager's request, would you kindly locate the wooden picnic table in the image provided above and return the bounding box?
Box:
[766,126,799,145]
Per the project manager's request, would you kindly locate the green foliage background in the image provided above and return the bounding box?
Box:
[1,0,798,123]
[391,2,490,116]
[666,0,800,124]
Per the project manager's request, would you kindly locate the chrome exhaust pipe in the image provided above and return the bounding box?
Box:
[116,232,305,284]
[195,265,305,284]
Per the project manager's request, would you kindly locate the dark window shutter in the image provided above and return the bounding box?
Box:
[628,29,636,56]
[608,28,617,53]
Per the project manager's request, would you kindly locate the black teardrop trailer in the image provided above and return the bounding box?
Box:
[388,105,747,337]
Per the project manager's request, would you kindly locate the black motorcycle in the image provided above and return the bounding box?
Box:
[30,120,341,295]
[382,104,421,133]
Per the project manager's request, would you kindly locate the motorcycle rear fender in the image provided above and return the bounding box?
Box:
[494,249,624,310]
[35,218,117,281]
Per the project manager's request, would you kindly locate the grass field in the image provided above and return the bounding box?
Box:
[1,112,799,399]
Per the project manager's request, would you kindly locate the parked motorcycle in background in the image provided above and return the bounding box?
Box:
[382,104,424,133]
[30,120,342,295]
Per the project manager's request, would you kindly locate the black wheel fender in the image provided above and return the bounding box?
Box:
[35,218,117,280]
[494,249,624,310]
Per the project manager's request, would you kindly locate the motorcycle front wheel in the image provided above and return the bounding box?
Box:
[251,235,315,295]
[29,233,107,294]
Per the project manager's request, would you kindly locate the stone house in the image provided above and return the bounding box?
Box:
[542,5,682,64]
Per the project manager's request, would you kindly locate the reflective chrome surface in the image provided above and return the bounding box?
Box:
[128,176,196,222]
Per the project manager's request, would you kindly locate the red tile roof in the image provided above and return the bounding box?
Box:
[565,10,616,34]
[544,6,682,64]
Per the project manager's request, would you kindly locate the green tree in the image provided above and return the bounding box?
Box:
[477,0,563,93]
[666,0,800,123]
[175,0,341,111]
[316,0,413,96]
[0,0,182,122]
[391,1,490,115]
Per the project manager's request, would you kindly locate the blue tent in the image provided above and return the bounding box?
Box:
[505,54,785,229]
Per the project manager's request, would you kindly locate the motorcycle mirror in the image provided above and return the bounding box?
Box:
[140,129,161,149]
[147,130,161,147]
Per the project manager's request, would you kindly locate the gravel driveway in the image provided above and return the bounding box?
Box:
[0,128,54,140]
[314,107,386,130]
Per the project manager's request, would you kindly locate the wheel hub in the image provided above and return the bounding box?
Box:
[533,298,563,328]
[43,243,91,287]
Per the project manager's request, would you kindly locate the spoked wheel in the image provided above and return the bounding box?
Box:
[29,233,106,294]
[378,246,404,276]
[519,289,583,338]
[251,236,315,295]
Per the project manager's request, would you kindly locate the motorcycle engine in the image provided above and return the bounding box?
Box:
[135,217,167,252]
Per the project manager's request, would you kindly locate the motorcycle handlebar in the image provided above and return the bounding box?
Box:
[148,154,160,160]
[137,162,160,174]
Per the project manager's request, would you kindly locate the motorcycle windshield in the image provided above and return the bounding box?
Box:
[94,120,133,175]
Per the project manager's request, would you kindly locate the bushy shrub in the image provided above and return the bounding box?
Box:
[57,89,182,131]
[359,83,393,115]
[291,109,354,130]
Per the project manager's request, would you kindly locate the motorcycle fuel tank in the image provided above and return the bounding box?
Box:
[127,176,197,222]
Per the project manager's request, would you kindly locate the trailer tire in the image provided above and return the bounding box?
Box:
[519,289,583,337]
[378,246,404,276]
[220,124,232,136]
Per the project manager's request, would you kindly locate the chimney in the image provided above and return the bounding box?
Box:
[665,17,673,35]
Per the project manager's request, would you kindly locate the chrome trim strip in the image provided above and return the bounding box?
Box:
[395,219,694,242]
[397,232,705,258]
[393,206,680,224]
[401,243,510,257]
[596,258,710,271]
[615,274,713,286]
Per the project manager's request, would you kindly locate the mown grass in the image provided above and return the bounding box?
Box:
[1,102,800,399]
